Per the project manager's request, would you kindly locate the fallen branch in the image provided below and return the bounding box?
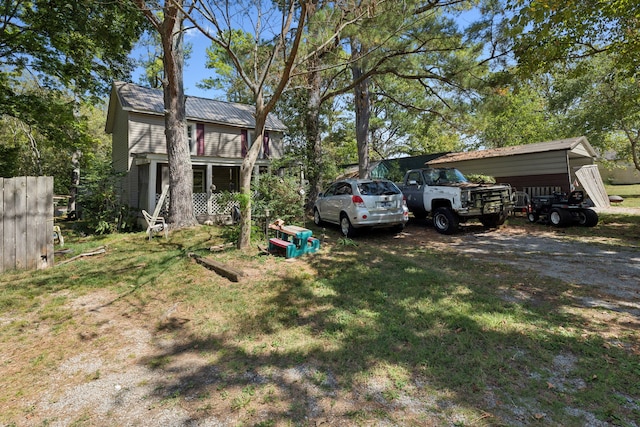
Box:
[188,252,244,282]
[56,247,106,266]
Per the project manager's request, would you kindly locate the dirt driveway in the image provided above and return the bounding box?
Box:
[395,210,640,317]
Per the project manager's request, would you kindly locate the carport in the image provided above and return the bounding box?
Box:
[426,136,610,207]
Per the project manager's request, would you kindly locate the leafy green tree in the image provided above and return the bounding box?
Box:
[184,0,339,249]
[507,0,640,171]
[473,77,560,148]
[368,72,468,157]
[0,0,145,107]
[0,81,111,194]
[336,0,494,179]
[549,58,640,171]
[253,174,305,226]
[509,0,640,75]
[0,0,145,217]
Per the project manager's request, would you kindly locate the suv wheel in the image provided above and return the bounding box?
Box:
[340,213,356,237]
[432,207,458,234]
[313,208,323,226]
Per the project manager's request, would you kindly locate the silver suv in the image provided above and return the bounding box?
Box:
[313,179,409,237]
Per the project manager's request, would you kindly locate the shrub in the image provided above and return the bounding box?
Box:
[465,173,496,184]
[77,162,139,234]
[252,173,305,226]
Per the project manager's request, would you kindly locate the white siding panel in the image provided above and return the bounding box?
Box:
[129,113,167,155]
[438,151,569,177]
[570,144,591,158]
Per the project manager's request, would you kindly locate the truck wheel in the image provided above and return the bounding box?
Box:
[432,207,459,234]
[549,208,570,227]
[577,209,599,227]
[340,213,356,237]
[527,212,539,223]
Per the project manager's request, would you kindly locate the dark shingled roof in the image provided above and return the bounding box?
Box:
[112,81,287,132]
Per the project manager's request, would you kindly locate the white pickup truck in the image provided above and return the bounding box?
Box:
[399,168,513,234]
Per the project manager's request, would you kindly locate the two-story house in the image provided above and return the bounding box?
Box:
[105,81,286,219]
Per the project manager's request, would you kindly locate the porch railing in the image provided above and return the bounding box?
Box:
[155,192,239,218]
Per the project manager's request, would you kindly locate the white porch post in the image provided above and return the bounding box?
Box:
[206,164,213,215]
[148,160,158,213]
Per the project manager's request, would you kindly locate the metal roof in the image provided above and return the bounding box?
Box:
[112,81,287,132]
[427,137,596,164]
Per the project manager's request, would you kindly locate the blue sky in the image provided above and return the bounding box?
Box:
[130,31,223,100]
[129,7,483,101]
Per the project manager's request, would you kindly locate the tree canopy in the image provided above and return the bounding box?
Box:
[509,0,640,74]
[0,0,146,189]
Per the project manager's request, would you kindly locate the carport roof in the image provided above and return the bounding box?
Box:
[427,136,597,165]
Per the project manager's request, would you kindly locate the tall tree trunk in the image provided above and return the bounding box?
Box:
[160,2,197,228]
[305,56,323,212]
[352,62,371,179]
[237,98,267,249]
[69,149,81,217]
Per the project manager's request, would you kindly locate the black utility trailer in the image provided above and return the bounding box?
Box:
[527,190,598,227]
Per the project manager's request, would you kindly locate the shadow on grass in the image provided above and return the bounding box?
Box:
[3,221,637,425]
[130,227,640,426]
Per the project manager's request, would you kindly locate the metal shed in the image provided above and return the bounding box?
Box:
[426,137,610,207]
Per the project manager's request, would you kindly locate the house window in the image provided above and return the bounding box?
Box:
[262,131,270,159]
[196,123,205,156]
[187,125,195,154]
[193,168,205,193]
[241,129,248,157]
[187,123,205,155]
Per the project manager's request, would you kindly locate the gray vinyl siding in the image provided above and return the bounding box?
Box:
[436,151,569,178]
[269,133,284,158]
[202,124,284,158]
[127,119,283,159]
[204,124,242,157]
[111,107,131,173]
[129,113,167,156]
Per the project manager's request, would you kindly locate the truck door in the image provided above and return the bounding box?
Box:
[403,170,425,211]
[422,168,442,212]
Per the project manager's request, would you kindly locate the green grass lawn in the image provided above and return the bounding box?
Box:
[605,183,640,207]
[1,216,639,426]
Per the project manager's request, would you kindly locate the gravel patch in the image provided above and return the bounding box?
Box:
[447,226,640,316]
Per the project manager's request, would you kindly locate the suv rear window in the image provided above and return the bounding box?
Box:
[357,181,401,196]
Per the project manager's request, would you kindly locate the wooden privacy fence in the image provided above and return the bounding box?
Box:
[1,177,54,273]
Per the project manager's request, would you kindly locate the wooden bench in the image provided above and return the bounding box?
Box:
[268,237,296,258]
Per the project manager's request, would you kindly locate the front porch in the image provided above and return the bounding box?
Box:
[155,191,240,224]
[133,153,271,223]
